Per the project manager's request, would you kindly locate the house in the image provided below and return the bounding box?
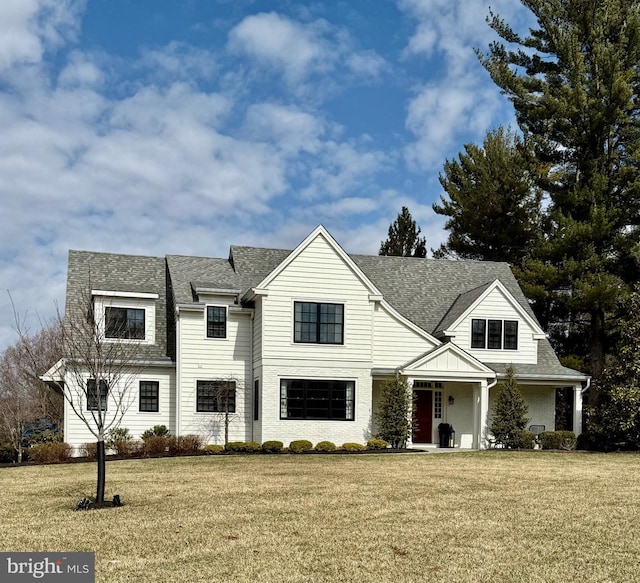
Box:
[46,225,589,453]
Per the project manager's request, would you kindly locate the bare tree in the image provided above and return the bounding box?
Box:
[18,283,147,505]
[0,320,63,463]
[195,376,241,445]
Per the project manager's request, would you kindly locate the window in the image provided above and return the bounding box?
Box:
[87,379,108,411]
[105,307,145,339]
[139,381,159,412]
[280,379,354,420]
[206,306,227,339]
[196,380,236,413]
[434,391,443,419]
[471,319,518,350]
[294,302,344,344]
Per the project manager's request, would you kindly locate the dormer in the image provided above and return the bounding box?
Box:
[92,289,159,345]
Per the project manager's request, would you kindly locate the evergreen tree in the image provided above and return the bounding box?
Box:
[374,376,414,449]
[490,365,529,449]
[379,206,427,258]
[478,0,640,381]
[433,126,544,264]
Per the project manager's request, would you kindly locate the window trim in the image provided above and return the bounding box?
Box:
[105,306,146,340]
[87,379,108,411]
[293,301,344,345]
[139,380,160,413]
[471,318,519,350]
[280,378,355,421]
[206,306,227,339]
[196,380,236,413]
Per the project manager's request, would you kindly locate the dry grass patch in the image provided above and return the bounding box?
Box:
[2,452,640,582]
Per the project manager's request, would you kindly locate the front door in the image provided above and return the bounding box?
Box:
[413,390,433,443]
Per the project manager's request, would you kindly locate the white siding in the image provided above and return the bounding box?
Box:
[372,303,437,368]
[177,307,252,444]
[64,365,175,455]
[452,287,538,364]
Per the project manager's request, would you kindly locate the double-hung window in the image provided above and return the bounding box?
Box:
[280,379,355,420]
[207,306,227,339]
[139,381,159,412]
[471,319,518,350]
[87,379,108,411]
[105,307,145,339]
[196,380,236,413]
[294,302,344,344]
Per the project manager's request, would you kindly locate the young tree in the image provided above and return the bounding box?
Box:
[490,365,529,449]
[478,1,640,381]
[379,206,427,258]
[19,284,147,505]
[374,376,415,448]
[433,126,544,264]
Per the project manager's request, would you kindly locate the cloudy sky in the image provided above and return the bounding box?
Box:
[0,0,534,349]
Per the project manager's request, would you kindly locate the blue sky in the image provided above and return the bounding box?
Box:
[0,0,534,349]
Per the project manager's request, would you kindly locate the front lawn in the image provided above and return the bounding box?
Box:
[1,451,639,582]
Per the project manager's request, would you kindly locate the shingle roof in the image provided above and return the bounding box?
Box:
[66,250,170,362]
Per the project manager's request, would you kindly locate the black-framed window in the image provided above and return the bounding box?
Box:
[105,307,145,339]
[207,306,227,339]
[471,319,518,350]
[280,379,355,420]
[139,381,159,412]
[196,380,236,412]
[294,302,344,344]
[87,379,108,411]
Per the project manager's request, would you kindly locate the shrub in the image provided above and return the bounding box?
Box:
[341,442,366,451]
[288,440,313,453]
[375,377,414,448]
[167,435,204,455]
[490,365,529,449]
[225,441,261,453]
[519,430,536,450]
[106,428,136,458]
[314,441,337,452]
[540,431,577,450]
[261,440,284,453]
[0,443,16,463]
[29,442,71,463]
[203,444,225,454]
[81,442,97,459]
[141,435,169,456]
[367,438,389,450]
[141,425,170,440]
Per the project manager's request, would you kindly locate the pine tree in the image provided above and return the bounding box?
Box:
[478,0,640,381]
[379,206,427,258]
[374,376,414,449]
[490,365,529,449]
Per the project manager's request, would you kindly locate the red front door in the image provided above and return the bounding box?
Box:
[413,390,433,443]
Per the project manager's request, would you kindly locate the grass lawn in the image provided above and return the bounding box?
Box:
[1,451,640,582]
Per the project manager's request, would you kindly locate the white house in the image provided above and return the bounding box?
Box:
[47,225,589,453]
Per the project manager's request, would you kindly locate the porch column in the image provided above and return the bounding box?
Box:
[573,384,583,436]
[472,380,489,449]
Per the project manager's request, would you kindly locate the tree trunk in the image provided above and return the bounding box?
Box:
[17,444,23,464]
[96,440,106,504]
[589,308,606,405]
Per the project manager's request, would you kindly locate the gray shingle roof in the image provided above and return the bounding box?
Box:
[66,250,170,362]
[66,240,587,380]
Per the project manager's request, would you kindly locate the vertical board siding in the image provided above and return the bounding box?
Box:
[452,287,538,364]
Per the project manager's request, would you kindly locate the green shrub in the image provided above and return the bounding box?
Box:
[225,441,261,453]
[0,443,15,463]
[106,428,137,457]
[367,438,389,450]
[314,441,337,452]
[288,440,313,453]
[141,425,170,440]
[519,430,536,450]
[540,430,577,450]
[29,442,71,463]
[81,442,97,459]
[261,440,284,453]
[341,442,366,451]
[167,435,203,455]
[203,444,225,454]
[141,435,169,456]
